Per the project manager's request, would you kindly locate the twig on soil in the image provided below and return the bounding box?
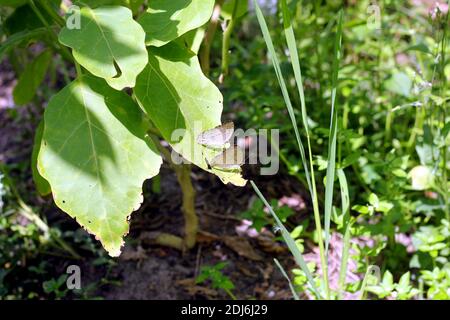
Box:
[194,244,203,277]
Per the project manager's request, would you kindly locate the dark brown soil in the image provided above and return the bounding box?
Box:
[89,165,302,300]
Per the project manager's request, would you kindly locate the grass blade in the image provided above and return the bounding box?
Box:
[280,0,310,138]
[337,168,352,299]
[274,258,300,300]
[253,0,313,194]
[324,10,344,254]
[280,0,329,296]
[250,181,322,299]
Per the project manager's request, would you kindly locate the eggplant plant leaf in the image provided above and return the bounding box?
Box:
[31,120,51,196]
[138,0,215,47]
[59,6,147,90]
[37,75,162,256]
[134,43,246,186]
[13,49,52,105]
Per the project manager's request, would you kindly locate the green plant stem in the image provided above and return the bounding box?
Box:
[175,164,198,249]
[152,233,184,250]
[0,164,81,260]
[28,0,73,62]
[384,105,393,146]
[220,0,239,81]
[50,230,82,260]
[75,61,83,78]
[18,199,49,236]
[29,0,57,36]
[225,288,237,300]
[123,114,188,251]
[149,134,198,250]
[407,106,424,151]
[0,165,49,235]
[200,0,224,76]
[39,0,65,27]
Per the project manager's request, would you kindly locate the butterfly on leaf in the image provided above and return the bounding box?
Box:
[206,145,245,171]
[196,121,234,148]
[197,121,246,172]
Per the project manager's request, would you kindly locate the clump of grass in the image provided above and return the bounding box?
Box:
[251,0,348,299]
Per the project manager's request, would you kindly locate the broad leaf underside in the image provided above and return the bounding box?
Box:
[38,76,162,256]
[135,43,246,186]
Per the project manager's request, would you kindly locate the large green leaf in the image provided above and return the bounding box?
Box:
[32,120,51,196]
[37,75,162,256]
[138,0,214,47]
[134,43,246,186]
[59,6,147,90]
[13,49,52,105]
